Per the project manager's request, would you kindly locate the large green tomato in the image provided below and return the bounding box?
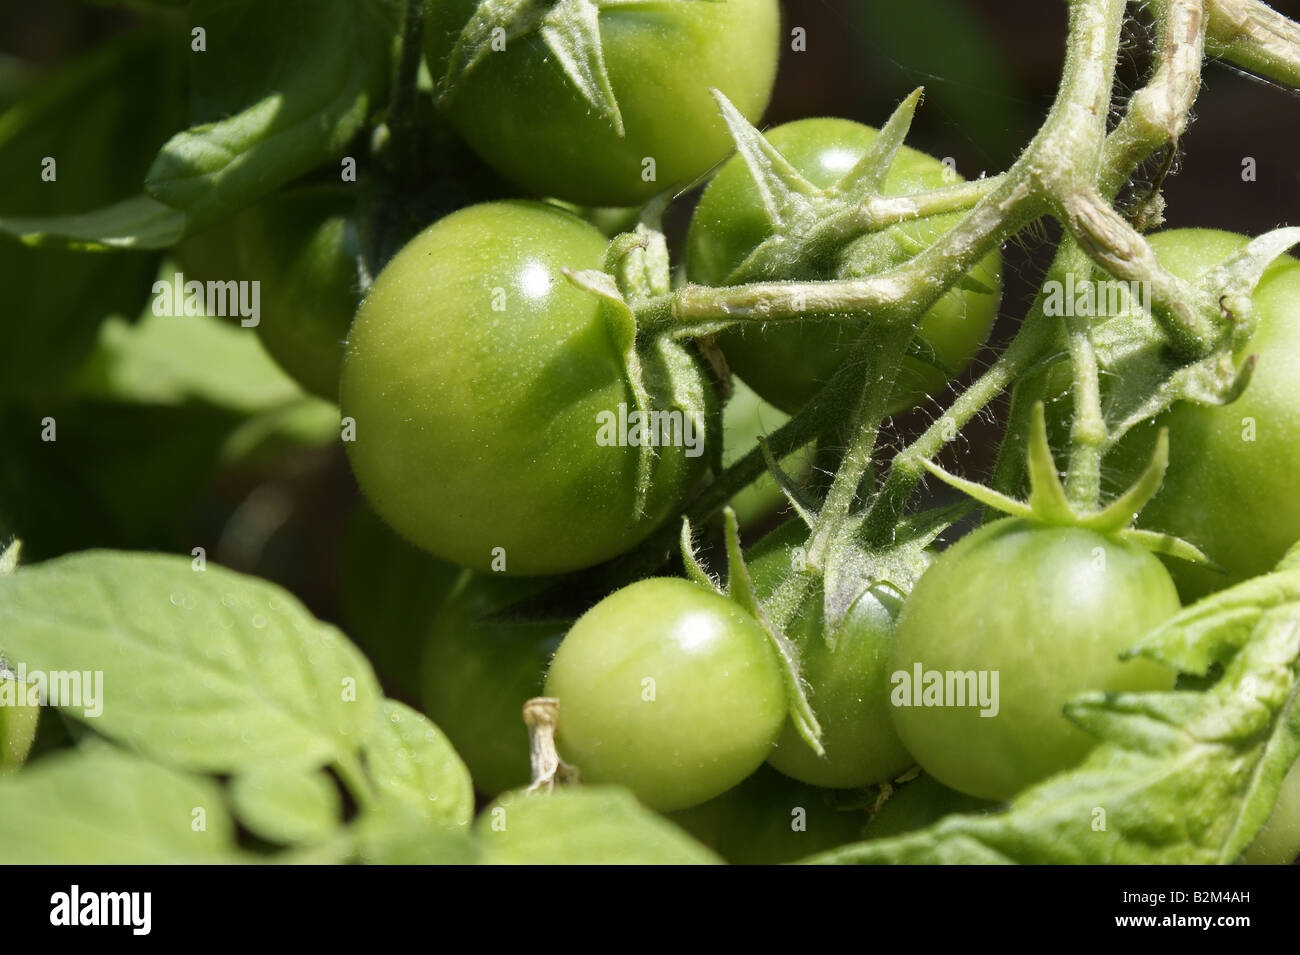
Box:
[236,188,360,402]
[1242,755,1300,865]
[745,521,914,789]
[889,519,1179,801]
[426,0,781,207]
[686,117,1002,415]
[421,572,566,797]
[0,671,39,773]
[667,765,869,864]
[337,502,460,700]
[543,577,787,811]
[340,201,712,576]
[1111,229,1300,599]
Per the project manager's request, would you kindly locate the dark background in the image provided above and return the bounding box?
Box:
[2,0,1299,622]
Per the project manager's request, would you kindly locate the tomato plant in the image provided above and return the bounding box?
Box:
[889,518,1180,801]
[1108,230,1300,600]
[686,117,1002,415]
[339,200,712,576]
[426,0,781,207]
[543,577,787,811]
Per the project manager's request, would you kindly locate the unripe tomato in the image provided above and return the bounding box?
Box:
[667,765,869,864]
[686,117,1002,416]
[236,188,361,402]
[543,577,787,811]
[1111,229,1300,599]
[426,0,781,207]
[337,502,460,700]
[421,572,565,798]
[889,519,1179,801]
[745,521,914,789]
[340,201,712,576]
[1242,756,1300,865]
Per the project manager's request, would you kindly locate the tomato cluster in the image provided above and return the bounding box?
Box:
[226,3,1298,862]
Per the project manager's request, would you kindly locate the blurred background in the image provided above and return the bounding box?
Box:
[2,0,1299,655]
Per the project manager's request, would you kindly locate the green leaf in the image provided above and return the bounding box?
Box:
[67,261,321,414]
[353,811,483,864]
[0,195,186,251]
[476,787,723,864]
[0,743,244,864]
[803,559,1300,864]
[230,766,342,846]
[0,551,382,773]
[364,700,475,829]
[0,26,186,393]
[145,0,401,228]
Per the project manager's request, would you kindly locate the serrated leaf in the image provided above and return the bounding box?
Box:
[364,700,475,829]
[804,560,1300,864]
[476,787,722,864]
[0,744,244,864]
[0,551,381,773]
[230,766,342,846]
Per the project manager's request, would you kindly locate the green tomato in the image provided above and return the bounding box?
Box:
[722,377,816,529]
[745,521,914,789]
[1242,756,1300,865]
[421,572,566,798]
[337,502,460,700]
[1,672,39,773]
[543,577,787,811]
[686,117,1002,415]
[889,518,1179,802]
[1111,229,1300,600]
[667,765,869,865]
[340,200,712,576]
[237,188,361,401]
[863,773,996,840]
[426,0,781,207]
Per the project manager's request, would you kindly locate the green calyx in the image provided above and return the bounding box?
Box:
[711,87,927,284]
[567,211,711,519]
[924,402,1217,567]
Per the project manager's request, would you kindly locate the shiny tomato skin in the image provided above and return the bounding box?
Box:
[426,0,781,207]
[889,518,1179,802]
[543,577,787,811]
